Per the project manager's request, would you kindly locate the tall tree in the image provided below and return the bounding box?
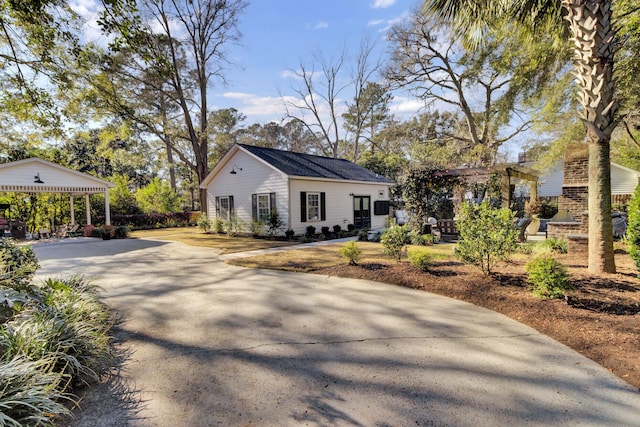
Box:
[423,0,628,273]
[100,0,247,211]
[386,7,571,166]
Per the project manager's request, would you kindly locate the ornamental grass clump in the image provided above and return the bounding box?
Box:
[0,239,114,425]
[525,256,574,299]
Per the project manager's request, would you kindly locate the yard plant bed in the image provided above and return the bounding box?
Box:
[229,242,640,390]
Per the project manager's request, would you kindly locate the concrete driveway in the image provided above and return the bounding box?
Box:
[33,238,640,426]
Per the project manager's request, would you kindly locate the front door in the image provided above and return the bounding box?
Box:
[353,196,371,229]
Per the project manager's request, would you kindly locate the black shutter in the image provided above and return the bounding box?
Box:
[229,196,235,218]
[320,192,326,221]
[270,192,276,214]
[300,192,307,222]
[215,197,220,217]
[252,194,257,221]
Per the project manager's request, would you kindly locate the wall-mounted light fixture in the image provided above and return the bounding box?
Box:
[349,192,354,196]
[229,165,243,175]
[34,173,44,184]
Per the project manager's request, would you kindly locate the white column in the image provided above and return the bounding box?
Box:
[85,194,91,225]
[69,196,75,225]
[104,189,111,226]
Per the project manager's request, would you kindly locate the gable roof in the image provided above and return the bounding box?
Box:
[0,158,114,194]
[237,144,393,184]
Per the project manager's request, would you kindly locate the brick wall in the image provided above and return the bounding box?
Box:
[547,212,588,240]
[559,145,589,218]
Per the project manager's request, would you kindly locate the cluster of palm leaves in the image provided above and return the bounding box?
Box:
[0,239,113,426]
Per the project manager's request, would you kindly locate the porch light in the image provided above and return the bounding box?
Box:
[230,165,242,175]
[34,173,44,183]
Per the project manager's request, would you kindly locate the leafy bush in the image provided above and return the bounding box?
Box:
[409,231,436,246]
[306,225,316,238]
[454,201,518,275]
[267,209,284,237]
[225,217,245,236]
[321,226,331,237]
[339,241,362,266]
[347,224,355,232]
[197,214,212,233]
[525,256,574,299]
[102,212,191,228]
[285,229,295,240]
[0,239,39,292]
[113,226,130,239]
[627,183,640,275]
[333,225,341,234]
[381,225,408,261]
[250,221,264,236]
[358,230,369,241]
[214,218,225,233]
[407,247,437,272]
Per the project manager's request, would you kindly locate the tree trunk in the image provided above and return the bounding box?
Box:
[564,0,617,273]
[588,139,615,272]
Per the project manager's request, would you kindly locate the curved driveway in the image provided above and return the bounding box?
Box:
[33,238,640,426]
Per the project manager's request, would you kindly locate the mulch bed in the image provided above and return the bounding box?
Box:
[317,250,640,391]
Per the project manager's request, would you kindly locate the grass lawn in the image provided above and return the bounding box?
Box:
[226,241,456,271]
[130,226,301,254]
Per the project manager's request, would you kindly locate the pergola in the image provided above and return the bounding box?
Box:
[436,163,540,208]
[0,158,115,226]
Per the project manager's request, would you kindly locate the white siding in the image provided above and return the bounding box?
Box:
[289,178,391,235]
[537,162,563,197]
[205,150,289,230]
[611,164,640,195]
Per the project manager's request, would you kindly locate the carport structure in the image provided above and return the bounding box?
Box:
[0,158,115,226]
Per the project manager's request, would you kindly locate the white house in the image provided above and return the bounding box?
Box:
[200,144,394,235]
[537,161,640,198]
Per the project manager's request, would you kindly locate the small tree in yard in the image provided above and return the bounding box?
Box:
[627,183,640,276]
[197,214,212,233]
[455,201,518,275]
[339,241,363,266]
[381,225,409,261]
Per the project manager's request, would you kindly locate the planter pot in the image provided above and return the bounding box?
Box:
[526,217,541,236]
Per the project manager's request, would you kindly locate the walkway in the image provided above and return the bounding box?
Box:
[33,238,640,426]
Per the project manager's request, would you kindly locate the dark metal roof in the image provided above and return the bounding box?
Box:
[239,144,393,184]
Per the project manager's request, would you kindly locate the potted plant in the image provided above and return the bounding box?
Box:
[525,198,542,235]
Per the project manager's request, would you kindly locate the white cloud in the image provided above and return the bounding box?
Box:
[311,21,329,30]
[379,11,411,32]
[371,0,396,9]
[367,19,384,27]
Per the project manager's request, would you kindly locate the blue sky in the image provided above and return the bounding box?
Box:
[71,0,422,126]
[213,0,419,124]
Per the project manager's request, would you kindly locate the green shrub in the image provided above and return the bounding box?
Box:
[267,209,284,237]
[250,220,264,236]
[113,225,130,239]
[454,201,518,275]
[525,256,574,299]
[306,225,316,238]
[321,226,330,237]
[0,238,39,293]
[197,214,212,233]
[339,241,362,266]
[409,231,436,246]
[347,224,355,232]
[285,229,295,240]
[381,225,409,261]
[407,247,437,271]
[214,218,225,233]
[627,183,640,276]
[333,225,341,234]
[358,230,369,241]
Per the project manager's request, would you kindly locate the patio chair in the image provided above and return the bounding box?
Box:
[67,224,81,237]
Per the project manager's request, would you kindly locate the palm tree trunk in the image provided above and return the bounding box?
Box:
[563,0,617,273]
